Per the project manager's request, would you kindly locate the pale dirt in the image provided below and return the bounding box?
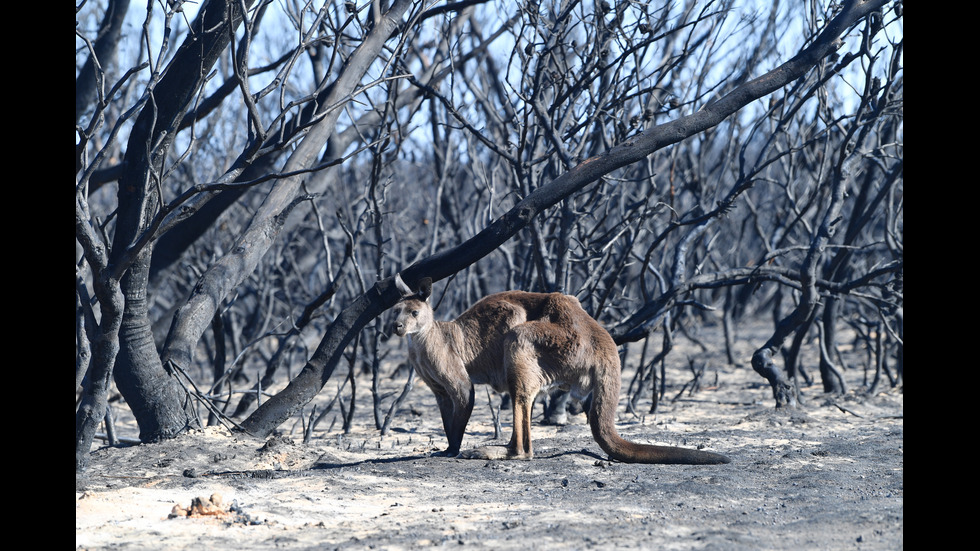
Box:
[76,323,903,550]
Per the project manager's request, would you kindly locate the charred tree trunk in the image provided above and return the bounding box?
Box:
[75,221,124,471]
[114,253,198,440]
[818,297,848,394]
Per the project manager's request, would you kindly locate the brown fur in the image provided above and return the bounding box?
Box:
[390,276,730,465]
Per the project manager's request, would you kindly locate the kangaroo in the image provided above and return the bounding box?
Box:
[390,275,730,465]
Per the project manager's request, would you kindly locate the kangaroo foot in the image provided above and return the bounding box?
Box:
[458,445,532,460]
[430,448,459,458]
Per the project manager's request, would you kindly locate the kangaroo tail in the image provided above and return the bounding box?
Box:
[588,366,730,465]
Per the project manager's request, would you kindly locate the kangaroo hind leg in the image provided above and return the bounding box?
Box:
[458,325,545,461]
[504,333,543,459]
[503,318,581,459]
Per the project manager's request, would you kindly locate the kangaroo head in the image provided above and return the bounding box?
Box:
[391,274,434,337]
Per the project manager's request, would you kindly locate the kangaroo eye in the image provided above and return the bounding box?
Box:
[411,310,419,317]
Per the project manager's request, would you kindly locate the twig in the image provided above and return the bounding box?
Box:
[833,403,864,418]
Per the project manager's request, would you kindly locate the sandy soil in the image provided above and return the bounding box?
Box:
[76,324,903,550]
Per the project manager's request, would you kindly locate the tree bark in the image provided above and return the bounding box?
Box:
[115,252,199,440]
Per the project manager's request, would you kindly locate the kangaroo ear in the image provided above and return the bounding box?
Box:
[394,273,413,297]
[394,274,432,302]
[417,277,433,302]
